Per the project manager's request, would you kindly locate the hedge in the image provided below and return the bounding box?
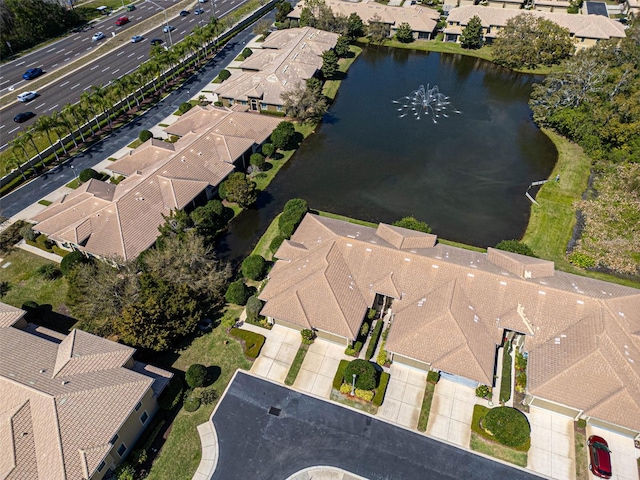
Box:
[365,320,384,360]
[79,168,101,183]
[230,328,265,359]
[333,359,350,390]
[373,371,390,406]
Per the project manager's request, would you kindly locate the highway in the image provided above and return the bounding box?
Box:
[0,0,240,150]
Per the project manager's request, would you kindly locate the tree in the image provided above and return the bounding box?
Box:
[218,172,257,207]
[245,295,263,321]
[225,280,250,305]
[271,121,296,150]
[393,216,432,233]
[241,254,267,280]
[299,6,315,27]
[250,152,266,171]
[190,199,231,240]
[334,35,350,58]
[60,250,87,276]
[33,115,60,161]
[395,22,414,43]
[275,1,293,22]
[261,143,275,158]
[78,168,100,183]
[321,49,339,79]
[492,14,573,69]
[270,235,286,253]
[253,19,272,38]
[158,209,193,237]
[186,364,208,388]
[460,15,483,49]
[281,80,328,124]
[367,14,388,44]
[494,240,536,257]
[347,13,364,39]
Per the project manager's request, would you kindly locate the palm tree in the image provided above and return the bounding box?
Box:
[90,85,113,130]
[80,91,101,132]
[9,153,27,181]
[64,103,87,143]
[112,77,132,112]
[51,111,71,153]
[11,133,39,173]
[34,115,60,161]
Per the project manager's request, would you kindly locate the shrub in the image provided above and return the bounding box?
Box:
[568,251,596,269]
[249,152,266,171]
[333,359,350,390]
[476,385,492,399]
[261,143,275,158]
[241,254,267,280]
[360,322,369,337]
[577,418,587,429]
[37,263,61,280]
[355,388,374,401]
[483,406,531,448]
[115,463,135,480]
[344,359,377,390]
[229,328,265,358]
[218,69,231,81]
[270,235,286,254]
[178,102,193,115]
[225,280,250,305]
[245,295,263,321]
[20,225,37,241]
[494,240,536,257]
[365,320,383,360]
[183,392,201,412]
[345,340,363,357]
[340,383,352,394]
[279,198,308,235]
[515,371,527,393]
[301,328,314,345]
[139,130,153,142]
[158,377,184,410]
[59,250,86,276]
[376,344,388,367]
[21,300,39,311]
[372,371,390,406]
[279,219,298,238]
[130,449,147,466]
[367,308,377,320]
[214,100,223,107]
[393,216,432,233]
[242,47,253,58]
[427,370,440,384]
[79,168,101,183]
[185,364,207,389]
[196,387,219,405]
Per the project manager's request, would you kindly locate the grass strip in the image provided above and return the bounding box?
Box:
[251,213,281,260]
[284,343,308,386]
[499,345,512,404]
[416,382,435,432]
[470,433,528,467]
[365,319,383,361]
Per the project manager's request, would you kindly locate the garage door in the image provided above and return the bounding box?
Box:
[439,372,479,389]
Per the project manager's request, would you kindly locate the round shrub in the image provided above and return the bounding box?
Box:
[22,300,39,311]
[249,152,266,171]
[183,393,201,412]
[242,47,253,58]
[20,225,37,241]
[494,240,536,257]
[483,406,531,448]
[59,250,86,276]
[185,363,207,389]
[78,168,101,183]
[225,280,250,305]
[279,219,298,238]
[261,143,275,157]
[344,359,378,390]
[270,235,286,254]
[245,295,263,321]
[139,129,153,142]
[476,385,491,399]
[301,328,314,345]
[242,254,267,280]
[218,69,231,81]
[178,102,193,115]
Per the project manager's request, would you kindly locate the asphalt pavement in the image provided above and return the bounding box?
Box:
[211,372,544,480]
[0,16,270,218]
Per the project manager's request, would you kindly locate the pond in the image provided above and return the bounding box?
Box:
[216,46,557,264]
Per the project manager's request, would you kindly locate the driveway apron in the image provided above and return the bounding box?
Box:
[250,324,301,383]
[426,378,476,447]
[526,406,575,480]
[378,364,428,429]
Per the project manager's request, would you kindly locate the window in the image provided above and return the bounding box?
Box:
[97,462,105,472]
[117,443,127,457]
[276,105,282,112]
[261,103,266,110]
[140,411,149,424]
[134,401,142,411]
[110,434,119,445]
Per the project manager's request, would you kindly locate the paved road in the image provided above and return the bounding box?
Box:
[0,0,243,149]
[0,15,270,218]
[211,372,544,480]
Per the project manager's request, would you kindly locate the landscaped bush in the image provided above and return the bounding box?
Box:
[241,254,267,280]
[225,280,250,305]
[494,240,536,257]
[301,328,314,345]
[476,385,492,399]
[229,328,265,358]
[355,388,374,401]
[245,295,263,321]
[279,219,298,238]
[340,383,352,394]
[500,343,513,403]
[367,308,377,320]
[183,392,201,412]
[376,341,389,367]
[270,235,286,254]
[185,363,208,389]
[21,300,39,311]
[365,319,383,360]
[568,251,596,269]
[20,224,37,241]
[242,47,253,58]
[279,198,308,235]
[345,340,363,357]
[218,69,231,81]
[115,463,135,480]
[139,130,153,142]
[195,387,219,405]
[427,370,440,384]
[344,359,378,390]
[59,250,86,275]
[333,359,350,390]
[515,351,527,393]
[483,406,531,448]
[249,152,266,171]
[177,102,193,115]
[79,168,101,183]
[214,100,223,107]
[37,263,61,280]
[158,377,184,410]
[360,322,369,337]
[373,371,390,406]
[261,143,275,158]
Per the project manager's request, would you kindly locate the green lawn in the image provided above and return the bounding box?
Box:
[417,382,435,432]
[251,214,281,261]
[470,433,528,467]
[284,344,308,386]
[323,45,363,101]
[499,346,512,404]
[0,249,68,312]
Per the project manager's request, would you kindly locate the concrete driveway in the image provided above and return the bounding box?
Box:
[377,364,428,429]
[526,407,575,480]
[250,324,301,383]
[586,425,639,480]
[426,378,476,447]
[293,339,350,398]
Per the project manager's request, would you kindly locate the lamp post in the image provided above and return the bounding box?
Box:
[351,374,356,396]
[148,0,173,47]
[70,165,79,184]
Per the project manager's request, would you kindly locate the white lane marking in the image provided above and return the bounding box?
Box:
[86,46,92,51]
[35,102,46,109]
[0,143,7,149]
[124,67,136,75]
[64,57,70,62]
[47,47,56,52]
[15,61,25,66]
[51,63,58,68]
[101,66,110,72]
[9,127,20,134]
[180,30,187,35]
[117,51,125,56]
[0,125,5,129]
[137,55,144,60]
[57,48,65,53]
[189,18,195,23]
[84,85,92,91]
[74,52,80,56]
[112,68,120,74]
[60,81,69,87]
[71,83,80,90]
[0,80,9,86]
[48,104,59,111]
[91,64,100,71]
[128,52,135,57]
[107,25,114,30]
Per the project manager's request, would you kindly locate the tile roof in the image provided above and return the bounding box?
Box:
[260,214,640,431]
[0,303,26,328]
[0,306,172,480]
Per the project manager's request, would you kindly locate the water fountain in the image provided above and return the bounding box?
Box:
[393,84,461,122]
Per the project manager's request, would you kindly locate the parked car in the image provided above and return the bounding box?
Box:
[198,0,208,3]
[588,435,612,479]
[92,32,105,42]
[194,7,205,14]
[22,68,43,80]
[150,38,164,46]
[17,91,38,103]
[131,35,144,43]
[115,16,129,26]
[162,25,175,33]
[14,112,36,123]
[179,10,189,16]
[127,4,136,11]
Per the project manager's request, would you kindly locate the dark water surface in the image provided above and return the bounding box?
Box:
[216,47,557,264]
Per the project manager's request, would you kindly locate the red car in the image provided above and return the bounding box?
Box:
[588,435,612,479]
[115,16,129,26]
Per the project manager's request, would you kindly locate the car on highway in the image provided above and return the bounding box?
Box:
[115,16,129,26]
[127,4,136,11]
[180,10,190,16]
[131,35,144,43]
[17,91,38,103]
[22,68,43,80]
[162,25,175,33]
[14,112,36,123]
[194,8,205,14]
[150,38,164,46]
[588,435,612,479]
[92,32,105,42]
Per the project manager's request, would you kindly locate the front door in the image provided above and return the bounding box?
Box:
[249,98,259,111]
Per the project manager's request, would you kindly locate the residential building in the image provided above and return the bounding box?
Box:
[216,27,339,112]
[31,107,281,261]
[0,302,172,479]
[288,0,441,40]
[259,213,640,439]
[443,6,626,49]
